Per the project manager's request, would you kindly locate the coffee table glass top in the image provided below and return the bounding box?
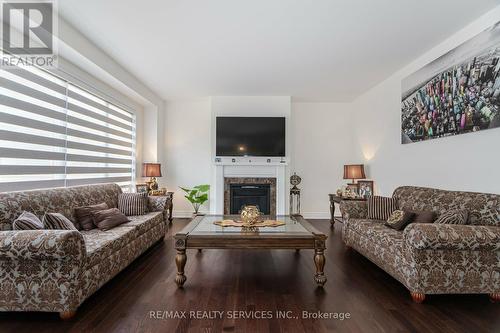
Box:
[189,215,310,235]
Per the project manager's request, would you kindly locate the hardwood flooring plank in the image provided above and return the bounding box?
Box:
[0,219,497,333]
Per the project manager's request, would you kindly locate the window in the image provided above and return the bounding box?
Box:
[0,61,136,192]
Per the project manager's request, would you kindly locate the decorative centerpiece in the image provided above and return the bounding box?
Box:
[240,205,261,226]
[214,205,284,231]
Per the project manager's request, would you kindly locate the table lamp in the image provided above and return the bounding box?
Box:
[143,163,162,191]
[343,164,365,184]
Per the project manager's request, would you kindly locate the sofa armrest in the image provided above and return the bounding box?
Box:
[0,230,86,262]
[339,200,368,220]
[148,196,172,222]
[404,223,500,251]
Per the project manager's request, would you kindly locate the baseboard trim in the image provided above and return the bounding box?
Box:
[172,211,335,219]
[301,212,332,219]
[172,210,209,218]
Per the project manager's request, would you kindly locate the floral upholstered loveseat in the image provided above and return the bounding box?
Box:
[340,186,499,303]
[0,184,169,319]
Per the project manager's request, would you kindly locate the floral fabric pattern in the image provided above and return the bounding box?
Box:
[148,196,171,222]
[339,200,367,220]
[0,184,122,231]
[343,186,500,296]
[0,185,166,314]
[393,186,499,226]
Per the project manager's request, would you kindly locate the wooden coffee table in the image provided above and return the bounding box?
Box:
[174,215,327,288]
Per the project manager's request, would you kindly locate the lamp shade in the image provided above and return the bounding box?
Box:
[143,163,162,177]
[343,164,365,180]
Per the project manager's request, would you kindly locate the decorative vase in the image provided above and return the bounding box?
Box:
[240,205,261,226]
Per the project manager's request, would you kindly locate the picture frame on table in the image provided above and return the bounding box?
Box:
[357,180,374,198]
[135,183,149,194]
[346,183,359,195]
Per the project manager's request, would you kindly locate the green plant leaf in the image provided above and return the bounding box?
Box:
[179,187,191,193]
[192,194,208,204]
[194,184,210,192]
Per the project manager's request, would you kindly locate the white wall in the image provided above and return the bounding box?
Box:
[163,99,358,218]
[292,103,356,218]
[162,100,212,215]
[352,6,500,196]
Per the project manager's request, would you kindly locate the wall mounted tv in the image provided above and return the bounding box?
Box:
[216,117,286,157]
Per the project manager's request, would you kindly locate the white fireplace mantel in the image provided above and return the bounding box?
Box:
[210,163,288,215]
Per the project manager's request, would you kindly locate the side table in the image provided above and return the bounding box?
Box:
[328,194,366,228]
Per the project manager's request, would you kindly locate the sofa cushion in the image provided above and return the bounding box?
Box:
[81,211,163,268]
[118,193,148,216]
[367,196,398,220]
[349,218,405,248]
[92,208,129,231]
[12,211,44,230]
[120,211,164,236]
[43,213,77,230]
[434,209,469,225]
[81,226,138,268]
[75,202,109,231]
[411,210,437,224]
[385,210,415,230]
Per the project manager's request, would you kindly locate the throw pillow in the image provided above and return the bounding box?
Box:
[411,211,437,224]
[118,192,148,216]
[367,196,398,221]
[75,202,109,230]
[434,210,469,225]
[43,213,77,230]
[92,208,129,231]
[385,210,415,231]
[13,211,44,230]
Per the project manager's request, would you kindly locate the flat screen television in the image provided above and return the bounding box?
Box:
[216,117,286,157]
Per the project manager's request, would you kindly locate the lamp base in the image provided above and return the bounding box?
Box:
[149,177,159,191]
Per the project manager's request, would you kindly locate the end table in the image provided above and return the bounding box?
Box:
[328,194,366,228]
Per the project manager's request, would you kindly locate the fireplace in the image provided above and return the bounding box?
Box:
[224,177,276,216]
[229,184,271,214]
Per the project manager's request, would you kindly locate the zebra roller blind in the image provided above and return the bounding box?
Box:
[0,62,136,192]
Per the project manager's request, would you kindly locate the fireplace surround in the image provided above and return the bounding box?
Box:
[224,177,277,216]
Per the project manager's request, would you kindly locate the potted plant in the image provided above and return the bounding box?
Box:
[179,184,210,216]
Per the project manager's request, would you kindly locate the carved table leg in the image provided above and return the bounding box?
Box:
[168,200,173,224]
[314,248,327,287]
[330,199,335,228]
[410,292,426,303]
[175,249,187,287]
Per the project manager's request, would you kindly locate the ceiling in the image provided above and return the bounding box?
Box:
[58,0,498,102]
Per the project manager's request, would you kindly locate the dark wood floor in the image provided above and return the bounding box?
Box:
[0,219,498,333]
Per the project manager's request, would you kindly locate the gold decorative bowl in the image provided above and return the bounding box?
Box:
[240,205,261,226]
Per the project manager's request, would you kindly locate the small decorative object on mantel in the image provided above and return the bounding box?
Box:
[143,163,162,192]
[180,184,210,216]
[290,172,301,215]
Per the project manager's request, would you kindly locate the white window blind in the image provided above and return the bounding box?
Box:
[0,61,136,192]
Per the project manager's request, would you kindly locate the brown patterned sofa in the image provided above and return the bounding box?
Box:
[0,184,169,319]
[340,186,499,303]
